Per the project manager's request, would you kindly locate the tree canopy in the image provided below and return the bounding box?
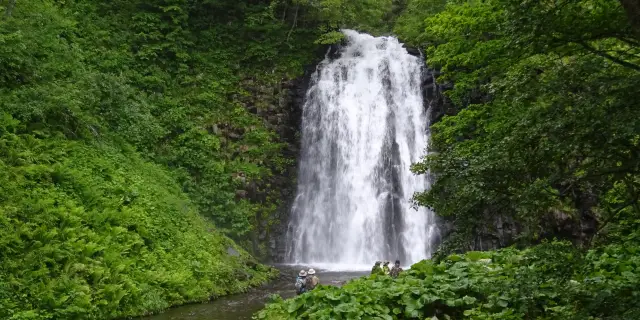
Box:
[399,0,640,254]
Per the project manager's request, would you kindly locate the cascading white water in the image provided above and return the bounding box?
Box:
[286,30,438,270]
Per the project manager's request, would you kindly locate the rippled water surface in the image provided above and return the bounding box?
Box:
[143,266,368,320]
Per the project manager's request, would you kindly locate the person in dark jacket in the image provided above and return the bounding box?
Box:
[390,260,403,278]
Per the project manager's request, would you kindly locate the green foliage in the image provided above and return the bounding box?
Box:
[405,0,640,251]
[1,0,325,242]
[257,2,640,319]
[256,240,640,319]
[0,0,410,316]
[394,0,447,46]
[273,0,397,42]
[0,0,328,318]
[0,115,277,319]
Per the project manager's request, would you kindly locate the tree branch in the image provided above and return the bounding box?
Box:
[280,1,288,23]
[578,41,640,72]
[286,4,299,42]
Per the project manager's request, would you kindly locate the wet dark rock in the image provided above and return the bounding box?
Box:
[227,246,240,257]
[235,44,332,262]
[405,46,421,57]
[327,43,343,60]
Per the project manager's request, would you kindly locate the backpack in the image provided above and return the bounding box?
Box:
[295,276,306,294]
[382,265,390,275]
[305,275,318,290]
[390,266,402,278]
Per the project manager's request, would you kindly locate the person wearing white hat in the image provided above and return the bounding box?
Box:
[306,268,319,290]
[295,270,307,295]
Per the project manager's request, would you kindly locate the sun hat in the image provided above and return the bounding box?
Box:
[298,270,307,277]
[307,268,316,275]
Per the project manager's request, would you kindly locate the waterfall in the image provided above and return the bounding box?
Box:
[286,30,438,270]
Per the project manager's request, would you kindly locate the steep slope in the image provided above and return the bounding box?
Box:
[0,125,275,319]
[0,0,299,318]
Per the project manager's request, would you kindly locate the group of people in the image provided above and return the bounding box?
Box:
[371,260,403,278]
[294,260,403,295]
[295,268,320,295]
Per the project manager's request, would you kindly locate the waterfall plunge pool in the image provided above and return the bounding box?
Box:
[142,265,368,320]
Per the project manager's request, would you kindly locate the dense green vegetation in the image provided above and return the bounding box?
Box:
[256,240,640,319]
[4,0,640,318]
[0,0,403,318]
[403,0,640,255]
[0,0,301,317]
[0,123,277,319]
[257,0,640,319]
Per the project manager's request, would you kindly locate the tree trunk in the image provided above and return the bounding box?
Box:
[286,5,299,42]
[620,0,640,38]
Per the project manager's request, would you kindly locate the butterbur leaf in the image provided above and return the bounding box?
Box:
[462,295,477,304]
[287,301,301,313]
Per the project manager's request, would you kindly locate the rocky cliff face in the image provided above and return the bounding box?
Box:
[256,72,309,263]
[237,45,342,262]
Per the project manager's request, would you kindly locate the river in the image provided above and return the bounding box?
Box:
[142,266,368,320]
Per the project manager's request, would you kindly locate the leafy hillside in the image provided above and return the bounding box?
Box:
[0,0,294,317]
[0,123,276,319]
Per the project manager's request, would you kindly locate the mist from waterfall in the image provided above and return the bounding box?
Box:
[286,30,438,270]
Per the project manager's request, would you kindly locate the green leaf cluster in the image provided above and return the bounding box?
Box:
[255,240,640,319]
[272,0,398,44]
[401,0,640,250]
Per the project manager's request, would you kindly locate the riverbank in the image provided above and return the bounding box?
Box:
[142,266,369,320]
[257,243,640,319]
